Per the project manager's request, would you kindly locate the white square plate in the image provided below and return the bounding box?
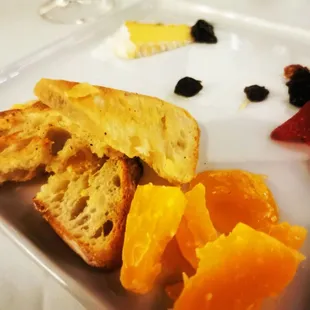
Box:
[0,0,309,309]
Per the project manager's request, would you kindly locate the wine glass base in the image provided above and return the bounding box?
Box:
[39,0,114,24]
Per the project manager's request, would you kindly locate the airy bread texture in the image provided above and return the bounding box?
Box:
[0,133,52,184]
[33,156,142,268]
[34,79,200,184]
[0,101,101,183]
[0,101,70,139]
[0,99,145,269]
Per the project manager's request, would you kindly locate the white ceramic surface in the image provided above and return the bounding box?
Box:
[0,1,82,309]
[0,0,310,309]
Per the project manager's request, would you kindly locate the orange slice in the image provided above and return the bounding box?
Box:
[161,237,195,284]
[176,183,217,268]
[120,184,187,294]
[261,222,307,250]
[165,282,184,301]
[190,170,279,234]
[174,223,305,310]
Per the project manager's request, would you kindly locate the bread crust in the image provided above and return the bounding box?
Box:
[33,157,142,269]
[34,78,200,184]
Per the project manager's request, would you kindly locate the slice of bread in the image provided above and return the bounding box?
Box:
[33,156,143,268]
[46,137,103,175]
[0,101,102,183]
[34,79,200,184]
[0,101,70,139]
[0,133,52,184]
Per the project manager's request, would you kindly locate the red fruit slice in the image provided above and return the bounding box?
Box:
[271,101,310,144]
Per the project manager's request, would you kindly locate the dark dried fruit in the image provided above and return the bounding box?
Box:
[284,64,304,79]
[191,20,217,44]
[244,85,269,102]
[271,101,310,145]
[285,65,310,108]
[174,77,203,98]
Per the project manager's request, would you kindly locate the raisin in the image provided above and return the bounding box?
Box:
[284,64,304,79]
[174,77,203,98]
[244,85,269,102]
[191,20,217,44]
[285,66,310,108]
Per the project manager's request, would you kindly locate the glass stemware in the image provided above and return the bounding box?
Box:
[39,0,115,24]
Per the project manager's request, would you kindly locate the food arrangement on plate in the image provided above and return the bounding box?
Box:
[1,18,309,310]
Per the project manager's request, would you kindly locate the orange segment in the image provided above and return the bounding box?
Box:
[174,223,305,310]
[190,170,279,234]
[165,282,184,301]
[249,301,263,310]
[176,184,217,268]
[161,237,195,284]
[120,184,187,294]
[261,222,307,250]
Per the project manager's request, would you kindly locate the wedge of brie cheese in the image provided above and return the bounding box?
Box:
[112,21,194,59]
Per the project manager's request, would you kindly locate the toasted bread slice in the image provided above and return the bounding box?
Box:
[46,137,103,174]
[0,101,70,138]
[33,157,142,268]
[0,101,102,183]
[34,79,200,184]
[0,133,52,184]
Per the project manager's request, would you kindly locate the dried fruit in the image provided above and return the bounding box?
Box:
[165,282,184,301]
[261,222,307,250]
[285,65,310,107]
[191,19,217,43]
[271,101,310,145]
[120,184,187,294]
[176,184,217,268]
[244,85,269,102]
[284,64,304,79]
[174,223,305,310]
[161,237,195,284]
[190,170,279,234]
[174,77,203,97]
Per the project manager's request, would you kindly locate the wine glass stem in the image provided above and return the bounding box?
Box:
[39,0,114,24]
